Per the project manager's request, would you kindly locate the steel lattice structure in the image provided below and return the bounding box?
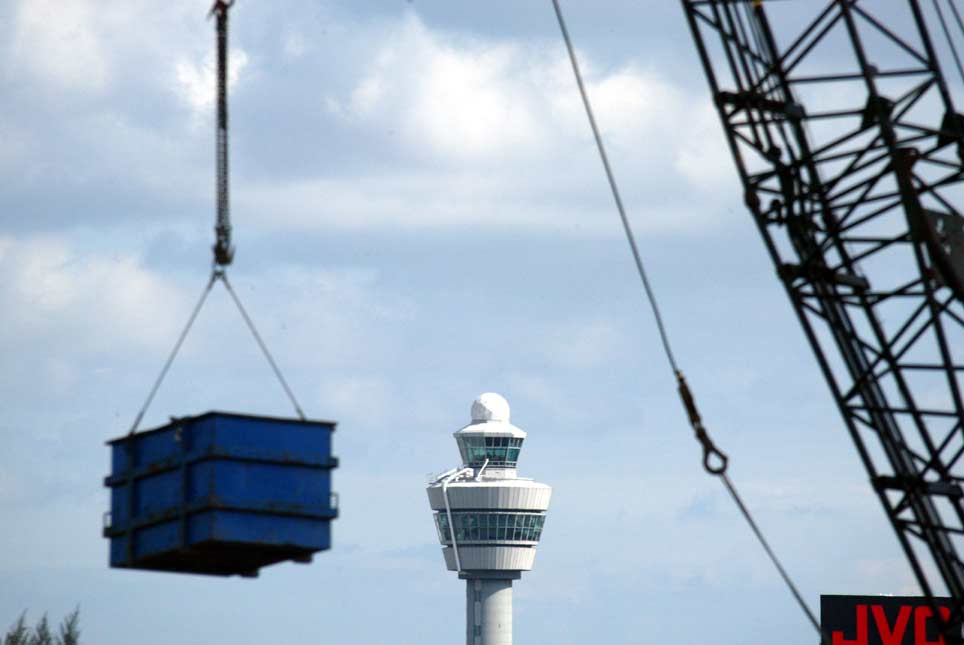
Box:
[681,0,964,624]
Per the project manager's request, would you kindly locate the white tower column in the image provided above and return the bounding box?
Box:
[466,577,513,645]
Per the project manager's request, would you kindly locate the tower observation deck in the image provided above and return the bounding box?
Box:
[426,393,552,645]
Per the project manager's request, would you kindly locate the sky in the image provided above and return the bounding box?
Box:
[0,1,940,644]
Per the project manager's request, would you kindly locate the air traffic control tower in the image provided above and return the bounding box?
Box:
[427,393,552,645]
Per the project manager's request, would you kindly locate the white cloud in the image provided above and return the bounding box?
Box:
[310,13,734,235]
[2,6,734,239]
[1,0,227,208]
[328,15,542,159]
[0,233,413,384]
[673,101,736,188]
[325,12,713,163]
[5,0,232,104]
[175,48,250,118]
[9,0,109,93]
[539,54,686,144]
[283,31,308,60]
[0,235,186,354]
[238,171,625,236]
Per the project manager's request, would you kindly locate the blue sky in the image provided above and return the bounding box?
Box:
[0,1,926,643]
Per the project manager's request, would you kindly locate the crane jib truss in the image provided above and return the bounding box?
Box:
[681,0,964,633]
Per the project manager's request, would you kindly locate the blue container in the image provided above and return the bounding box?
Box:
[104,411,338,577]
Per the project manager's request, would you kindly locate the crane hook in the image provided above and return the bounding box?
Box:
[207,0,234,19]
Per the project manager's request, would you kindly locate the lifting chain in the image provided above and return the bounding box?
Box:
[210,0,235,267]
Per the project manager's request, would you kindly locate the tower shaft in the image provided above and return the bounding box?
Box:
[466,577,513,645]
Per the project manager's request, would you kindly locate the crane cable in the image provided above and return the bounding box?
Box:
[128,0,304,434]
[948,0,964,72]
[932,0,964,87]
[550,0,823,636]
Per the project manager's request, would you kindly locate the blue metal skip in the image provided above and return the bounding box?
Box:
[104,411,338,577]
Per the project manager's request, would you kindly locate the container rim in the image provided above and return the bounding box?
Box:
[106,410,338,444]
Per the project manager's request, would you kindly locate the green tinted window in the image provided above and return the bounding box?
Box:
[461,437,488,463]
[462,437,525,466]
[434,512,546,543]
[436,513,450,542]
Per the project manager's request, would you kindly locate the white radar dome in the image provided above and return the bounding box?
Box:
[471,392,510,423]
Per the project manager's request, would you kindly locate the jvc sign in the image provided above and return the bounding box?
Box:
[822,595,961,645]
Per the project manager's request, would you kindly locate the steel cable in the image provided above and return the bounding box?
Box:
[128,273,218,434]
[550,0,823,637]
[127,270,307,435]
[950,1,964,46]
[946,1,964,84]
[720,472,822,633]
[220,272,306,421]
[549,0,679,375]
[934,0,964,86]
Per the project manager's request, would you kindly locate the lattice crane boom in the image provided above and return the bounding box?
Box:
[680,0,964,619]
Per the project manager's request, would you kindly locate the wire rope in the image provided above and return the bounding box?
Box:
[950,0,964,43]
[721,472,822,632]
[127,270,307,435]
[128,273,218,434]
[220,272,306,420]
[934,0,964,86]
[550,0,823,637]
[549,0,679,374]
[946,0,964,83]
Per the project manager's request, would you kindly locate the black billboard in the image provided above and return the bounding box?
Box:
[821,595,961,645]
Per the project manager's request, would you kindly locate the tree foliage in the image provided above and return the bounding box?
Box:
[3,613,28,645]
[3,610,79,645]
[55,609,79,645]
[28,615,51,645]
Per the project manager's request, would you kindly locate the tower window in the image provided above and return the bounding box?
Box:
[435,512,545,543]
[458,436,524,467]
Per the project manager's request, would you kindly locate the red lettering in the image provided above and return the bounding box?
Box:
[872,605,911,645]
[834,605,868,645]
[915,606,952,645]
